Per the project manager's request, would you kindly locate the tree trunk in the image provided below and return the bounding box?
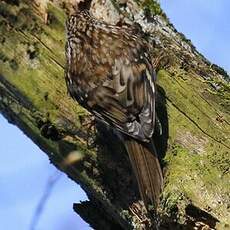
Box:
[0,0,229,229]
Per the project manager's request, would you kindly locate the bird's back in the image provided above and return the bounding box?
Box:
[65,10,156,142]
[65,10,163,217]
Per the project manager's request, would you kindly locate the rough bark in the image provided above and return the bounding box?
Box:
[0,0,229,229]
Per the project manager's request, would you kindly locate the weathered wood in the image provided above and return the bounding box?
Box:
[0,0,229,229]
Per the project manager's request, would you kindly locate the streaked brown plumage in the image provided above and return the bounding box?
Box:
[65,10,163,210]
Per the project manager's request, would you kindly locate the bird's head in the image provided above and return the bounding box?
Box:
[66,10,92,40]
[66,0,92,15]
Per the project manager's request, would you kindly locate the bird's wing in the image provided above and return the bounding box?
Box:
[86,56,156,142]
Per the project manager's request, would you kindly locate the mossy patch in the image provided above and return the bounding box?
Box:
[142,0,162,16]
[157,69,229,147]
[0,1,42,33]
[0,52,9,62]
[0,1,98,192]
[156,69,229,223]
[162,144,229,224]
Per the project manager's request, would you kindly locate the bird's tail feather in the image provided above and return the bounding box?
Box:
[124,137,163,210]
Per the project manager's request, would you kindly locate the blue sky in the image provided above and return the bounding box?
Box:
[161,0,230,72]
[0,115,90,230]
[0,1,229,230]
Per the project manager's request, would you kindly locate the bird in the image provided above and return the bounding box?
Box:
[65,9,163,212]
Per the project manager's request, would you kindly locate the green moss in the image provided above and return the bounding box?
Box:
[156,69,229,223]
[0,2,16,21]
[161,145,193,222]
[204,78,230,111]
[0,52,9,62]
[37,3,66,66]
[9,59,19,70]
[162,143,229,223]
[26,43,40,60]
[142,0,162,15]
[0,1,90,148]
[208,150,229,175]
[47,3,66,28]
[157,69,229,146]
